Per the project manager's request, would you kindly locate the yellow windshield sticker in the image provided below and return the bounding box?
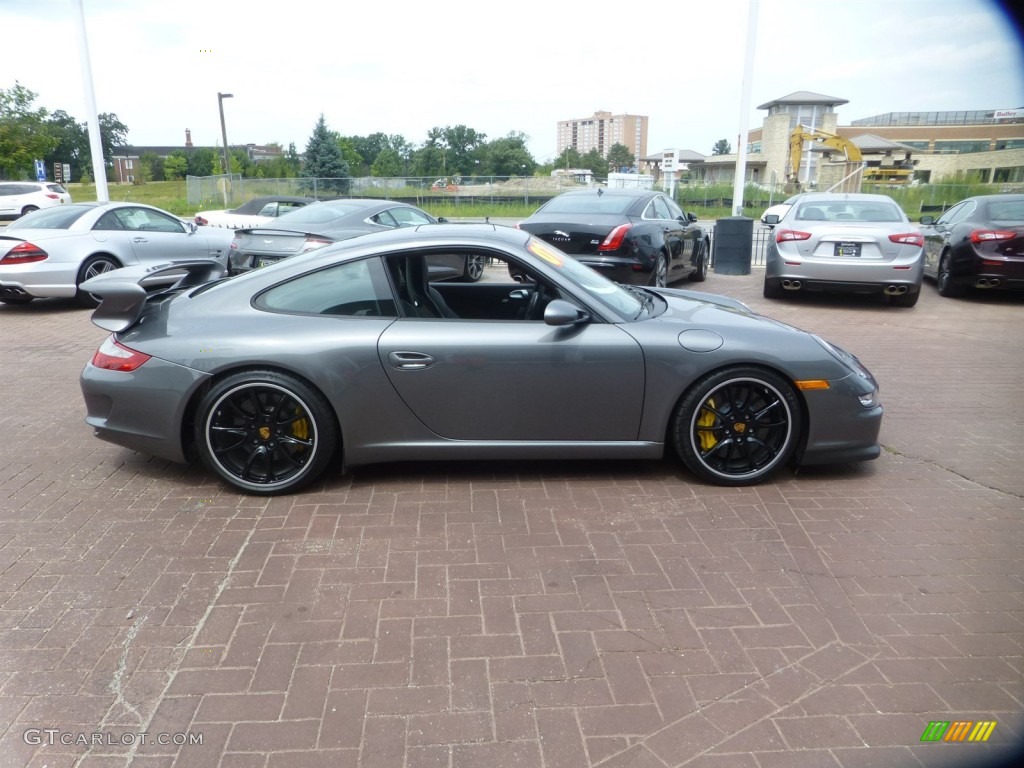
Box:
[528,239,565,268]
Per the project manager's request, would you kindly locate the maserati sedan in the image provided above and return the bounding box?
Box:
[919,193,1024,297]
[517,188,710,287]
[79,224,883,495]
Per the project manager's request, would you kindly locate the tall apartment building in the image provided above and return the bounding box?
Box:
[556,111,648,161]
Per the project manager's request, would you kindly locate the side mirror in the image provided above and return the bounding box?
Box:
[688,212,697,223]
[437,216,448,223]
[764,214,780,226]
[544,299,589,327]
[186,221,198,234]
[920,215,935,225]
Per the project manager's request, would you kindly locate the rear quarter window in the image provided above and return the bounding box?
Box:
[256,257,397,317]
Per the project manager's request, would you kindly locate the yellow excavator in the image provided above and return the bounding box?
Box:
[787,125,863,189]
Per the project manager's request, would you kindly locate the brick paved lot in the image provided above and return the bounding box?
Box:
[0,268,1021,768]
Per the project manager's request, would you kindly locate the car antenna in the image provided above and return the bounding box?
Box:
[597,188,603,196]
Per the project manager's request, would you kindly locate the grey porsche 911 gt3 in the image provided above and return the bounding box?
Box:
[79,224,882,495]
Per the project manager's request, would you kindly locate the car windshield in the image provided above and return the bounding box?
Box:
[526,238,643,319]
[275,203,364,225]
[540,194,635,215]
[8,205,92,230]
[987,200,1024,223]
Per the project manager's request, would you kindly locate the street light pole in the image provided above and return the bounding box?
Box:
[217,92,233,204]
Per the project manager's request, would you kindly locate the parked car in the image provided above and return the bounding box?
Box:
[79,224,883,495]
[919,193,1024,297]
[227,199,483,281]
[762,192,924,307]
[193,195,315,228]
[760,194,803,227]
[516,188,710,287]
[0,202,234,307]
[0,181,72,219]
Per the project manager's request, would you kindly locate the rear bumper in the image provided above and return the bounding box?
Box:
[576,256,650,285]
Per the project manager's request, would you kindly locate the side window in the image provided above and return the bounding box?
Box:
[651,197,673,220]
[664,197,686,221]
[390,207,434,227]
[371,209,399,228]
[0,184,16,197]
[936,202,966,227]
[256,257,396,317]
[642,200,659,219]
[94,211,125,231]
[257,203,278,217]
[114,207,184,233]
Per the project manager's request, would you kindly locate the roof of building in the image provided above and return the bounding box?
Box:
[643,150,706,162]
[757,91,849,110]
[850,133,919,153]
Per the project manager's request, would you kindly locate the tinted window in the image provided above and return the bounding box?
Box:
[665,197,686,220]
[256,257,397,317]
[370,209,398,227]
[389,207,434,226]
[46,184,67,194]
[112,207,185,233]
[540,194,635,215]
[7,205,92,230]
[0,184,21,196]
[986,200,1024,223]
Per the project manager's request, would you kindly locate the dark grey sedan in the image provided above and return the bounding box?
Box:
[79,225,882,495]
[228,198,482,282]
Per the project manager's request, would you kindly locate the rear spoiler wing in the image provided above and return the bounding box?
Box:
[80,260,226,333]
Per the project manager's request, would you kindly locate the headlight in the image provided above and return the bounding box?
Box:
[812,335,874,381]
[858,389,881,408]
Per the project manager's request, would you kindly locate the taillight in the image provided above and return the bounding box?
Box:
[301,238,332,254]
[888,233,924,246]
[195,216,209,226]
[90,336,151,372]
[229,239,240,251]
[44,193,59,200]
[1,241,48,264]
[970,229,1016,244]
[776,229,811,242]
[598,223,632,251]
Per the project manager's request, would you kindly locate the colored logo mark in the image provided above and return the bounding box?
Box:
[920,721,997,742]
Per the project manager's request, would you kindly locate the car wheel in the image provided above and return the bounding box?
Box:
[20,205,39,217]
[75,255,121,308]
[889,289,920,308]
[649,254,668,288]
[196,370,338,495]
[672,367,801,486]
[462,254,486,282]
[0,296,34,305]
[688,240,709,282]
[762,278,783,299]
[937,252,965,298]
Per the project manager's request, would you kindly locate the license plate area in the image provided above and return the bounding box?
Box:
[834,242,861,258]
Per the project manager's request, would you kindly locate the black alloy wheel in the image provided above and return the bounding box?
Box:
[673,367,801,486]
[75,255,121,308]
[649,254,668,288]
[196,370,338,495]
[689,240,709,282]
[937,252,965,298]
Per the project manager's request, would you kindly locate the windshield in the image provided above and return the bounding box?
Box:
[8,205,92,230]
[526,238,643,319]
[539,194,635,216]
[274,203,364,226]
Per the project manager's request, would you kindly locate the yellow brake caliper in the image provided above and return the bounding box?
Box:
[291,406,310,444]
[696,398,719,452]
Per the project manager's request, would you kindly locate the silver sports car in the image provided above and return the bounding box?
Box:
[79,224,883,495]
[0,202,234,307]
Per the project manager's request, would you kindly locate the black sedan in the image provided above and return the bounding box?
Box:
[228,199,482,281]
[517,188,710,287]
[920,193,1024,297]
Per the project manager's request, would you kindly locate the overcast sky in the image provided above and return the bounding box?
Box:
[3,0,1023,163]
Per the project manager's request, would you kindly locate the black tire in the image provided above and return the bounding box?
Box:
[195,370,338,495]
[889,289,920,308]
[937,252,965,298]
[0,296,34,305]
[462,254,486,282]
[649,254,668,288]
[672,367,801,486]
[688,240,709,282]
[762,278,784,299]
[20,205,39,217]
[75,255,121,308]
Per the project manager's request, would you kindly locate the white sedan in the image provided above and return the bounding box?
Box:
[193,195,315,228]
[0,202,235,307]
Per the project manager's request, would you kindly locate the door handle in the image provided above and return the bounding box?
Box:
[132,237,148,243]
[388,351,435,370]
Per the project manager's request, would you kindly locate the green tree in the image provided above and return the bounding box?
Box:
[164,152,188,180]
[42,110,86,182]
[186,147,216,177]
[302,114,349,194]
[712,139,732,156]
[0,83,57,178]
[478,132,535,176]
[140,151,164,181]
[336,136,365,175]
[371,148,402,177]
[553,147,583,172]
[580,148,609,179]
[606,142,635,172]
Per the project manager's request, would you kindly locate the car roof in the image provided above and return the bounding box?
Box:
[315,198,415,209]
[794,193,898,203]
[557,188,655,198]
